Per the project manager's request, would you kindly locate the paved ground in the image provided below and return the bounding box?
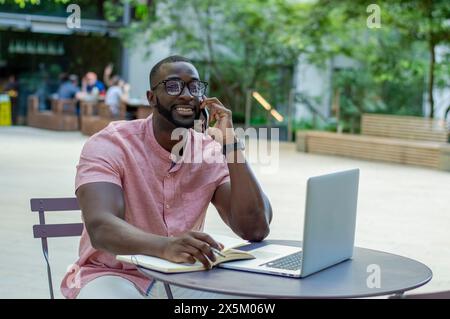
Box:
[1,125,449,298]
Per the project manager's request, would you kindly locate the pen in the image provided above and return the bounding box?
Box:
[211,247,226,258]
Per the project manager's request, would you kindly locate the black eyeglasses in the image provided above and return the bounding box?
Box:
[151,79,208,97]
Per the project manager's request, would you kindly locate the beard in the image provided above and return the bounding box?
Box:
[155,96,201,129]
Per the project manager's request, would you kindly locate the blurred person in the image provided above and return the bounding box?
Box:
[81,72,105,96]
[35,63,50,111]
[3,74,19,95]
[57,73,81,99]
[105,75,130,118]
[103,62,115,88]
[2,74,19,125]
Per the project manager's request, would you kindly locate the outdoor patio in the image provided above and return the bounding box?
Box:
[1,125,449,298]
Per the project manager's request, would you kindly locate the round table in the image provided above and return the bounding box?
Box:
[138,240,432,298]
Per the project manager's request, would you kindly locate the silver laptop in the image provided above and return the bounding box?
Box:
[219,168,359,278]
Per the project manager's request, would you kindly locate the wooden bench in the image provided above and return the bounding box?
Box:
[122,100,153,119]
[296,114,450,171]
[80,101,126,136]
[27,96,79,131]
[361,113,449,143]
[80,100,153,136]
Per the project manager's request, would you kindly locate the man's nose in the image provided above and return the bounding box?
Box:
[179,85,193,99]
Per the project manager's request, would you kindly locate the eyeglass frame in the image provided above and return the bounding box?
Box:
[151,79,208,97]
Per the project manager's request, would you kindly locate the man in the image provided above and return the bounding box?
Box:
[105,75,130,118]
[81,71,106,95]
[61,55,272,299]
[57,74,80,99]
[2,74,19,124]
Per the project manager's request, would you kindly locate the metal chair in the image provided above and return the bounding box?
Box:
[31,197,174,299]
[31,197,83,299]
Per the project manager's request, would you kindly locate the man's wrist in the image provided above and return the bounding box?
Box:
[142,234,170,259]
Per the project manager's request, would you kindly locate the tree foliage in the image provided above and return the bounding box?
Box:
[106,0,314,120]
[302,0,449,120]
[5,0,449,122]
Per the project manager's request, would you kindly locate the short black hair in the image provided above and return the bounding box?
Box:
[69,74,78,82]
[149,55,192,89]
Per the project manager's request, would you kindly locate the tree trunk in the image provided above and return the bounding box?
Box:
[426,0,435,119]
[428,41,435,119]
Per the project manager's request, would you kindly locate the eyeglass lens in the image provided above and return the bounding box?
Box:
[165,80,205,97]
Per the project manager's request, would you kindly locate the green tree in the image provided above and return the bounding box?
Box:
[7,0,448,121]
[302,0,449,119]
[105,0,313,121]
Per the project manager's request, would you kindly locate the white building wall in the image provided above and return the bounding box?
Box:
[127,39,171,100]
[293,54,332,122]
[293,54,359,123]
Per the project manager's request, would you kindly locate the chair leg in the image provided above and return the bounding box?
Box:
[164,283,173,299]
[41,238,54,299]
[391,291,405,299]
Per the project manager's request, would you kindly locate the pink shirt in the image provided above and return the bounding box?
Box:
[61,114,230,298]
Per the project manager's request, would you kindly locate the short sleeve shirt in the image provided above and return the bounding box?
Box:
[60,114,230,298]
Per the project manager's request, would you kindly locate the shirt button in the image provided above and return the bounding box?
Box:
[166,204,170,209]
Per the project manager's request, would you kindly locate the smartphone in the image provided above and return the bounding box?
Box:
[201,107,209,134]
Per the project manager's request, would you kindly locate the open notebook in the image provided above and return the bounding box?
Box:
[116,234,255,273]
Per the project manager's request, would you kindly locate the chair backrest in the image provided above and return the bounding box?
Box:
[80,100,98,117]
[50,99,77,114]
[31,197,83,299]
[362,113,449,143]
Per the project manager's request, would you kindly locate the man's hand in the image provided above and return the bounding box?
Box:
[104,63,114,76]
[161,231,224,269]
[200,97,235,146]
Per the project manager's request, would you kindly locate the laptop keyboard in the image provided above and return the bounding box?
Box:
[260,251,303,271]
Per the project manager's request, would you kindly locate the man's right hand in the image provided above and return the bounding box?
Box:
[161,231,224,269]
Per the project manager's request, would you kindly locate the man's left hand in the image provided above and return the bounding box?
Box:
[200,97,235,146]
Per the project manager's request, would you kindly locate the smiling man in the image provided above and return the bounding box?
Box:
[61,55,272,299]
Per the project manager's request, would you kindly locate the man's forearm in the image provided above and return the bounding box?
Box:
[88,215,167,257]
[226,149,272,240]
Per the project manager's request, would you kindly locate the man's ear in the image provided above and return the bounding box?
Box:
[146,90,154,106]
